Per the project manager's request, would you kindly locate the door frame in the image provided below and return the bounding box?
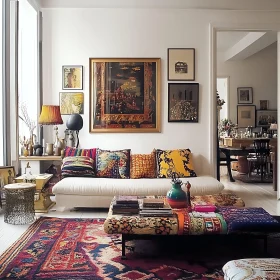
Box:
[209,22,280,198]
[217,76,230,121]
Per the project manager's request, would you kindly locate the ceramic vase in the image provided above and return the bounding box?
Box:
[166,183,188,208]
[46,143,54,156]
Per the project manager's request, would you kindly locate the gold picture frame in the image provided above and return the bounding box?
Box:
[60,92,84,115]
[89,58,161,133]
[0,166,16,186]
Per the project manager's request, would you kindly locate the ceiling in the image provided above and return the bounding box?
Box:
[38,0,280,10]
[217,31,277,61]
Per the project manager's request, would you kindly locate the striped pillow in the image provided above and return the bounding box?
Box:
[61,156,95,178]
[64,147,96,161]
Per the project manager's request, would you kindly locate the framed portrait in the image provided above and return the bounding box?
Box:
[0,166,16,200]
[168,83,199,122]
[256,110,277,127]
[260,100,268,110]
[89,58,161,133]
[237,87,253,104]
[60,92,84,115]
[62,65,83,90]
[237,105,256,128]
[168,48,195,81]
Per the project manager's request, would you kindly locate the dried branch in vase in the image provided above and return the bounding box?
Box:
[19,102,36,135]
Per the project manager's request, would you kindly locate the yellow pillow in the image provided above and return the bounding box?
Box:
[130,152,156,178]
[156,149,196,178]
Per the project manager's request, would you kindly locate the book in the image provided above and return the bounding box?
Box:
[143,198,164,208]
[112,201,139,209]
[140,213,174,217]
[116,195,139,204]
[113,208,139,214]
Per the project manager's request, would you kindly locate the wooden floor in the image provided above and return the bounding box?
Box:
[0,173,279,255]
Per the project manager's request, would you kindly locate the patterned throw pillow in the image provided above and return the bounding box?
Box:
[96,149,130,179]
[61,156,95,178]
[130,152,156,178]
[64,147,96,162]
[156,149,196,178]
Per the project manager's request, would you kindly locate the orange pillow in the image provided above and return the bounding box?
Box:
[130,152,156,178]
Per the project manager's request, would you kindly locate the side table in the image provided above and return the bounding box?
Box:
[4,183,36,225]
[15,174,55,213]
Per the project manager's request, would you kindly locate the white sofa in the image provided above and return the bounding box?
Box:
[52,176,224,209]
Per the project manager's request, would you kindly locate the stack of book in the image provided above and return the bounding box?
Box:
[140,198,173,217]
[112,196,139,215]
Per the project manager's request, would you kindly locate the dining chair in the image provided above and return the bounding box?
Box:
[247,139,271,181]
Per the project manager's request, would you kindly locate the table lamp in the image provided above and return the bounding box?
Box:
[38,105,63,155]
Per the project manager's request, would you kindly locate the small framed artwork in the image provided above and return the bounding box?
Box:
[60,92,84,115]
[237,105,256,128]
[260,100,268,110]
[168,83,199,122]
[168,48,195,81]
[237,87,253,104]
[256,110,277,127]
[0,166,16,200]
[62,65,83,90]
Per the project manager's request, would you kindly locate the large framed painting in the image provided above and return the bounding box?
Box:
[89,58,161,133]
[168,48,195,81]
[237,105,256,128]
[256,110,277,127]
[168,83,199,122]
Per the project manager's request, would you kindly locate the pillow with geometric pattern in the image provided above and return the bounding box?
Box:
[130,151,156,178]
[156,149,196,178]
[61,156,95,178]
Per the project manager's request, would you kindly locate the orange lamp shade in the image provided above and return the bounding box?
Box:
[38,105,63,125]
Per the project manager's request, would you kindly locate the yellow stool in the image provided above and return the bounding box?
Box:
[4,183,36,225]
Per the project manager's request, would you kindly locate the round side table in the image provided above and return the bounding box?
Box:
[4,183,36,225]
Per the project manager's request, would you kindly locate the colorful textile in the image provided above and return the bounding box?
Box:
[191,193,245,208]
[64,146,96,162]
[96,148,130,178]
[218,207,280,233]
[223,258,280,280]
[61,156,95,178]
[173,208,227,235]
[156,149,196,178]
[0,217,223,280]
[130,152,156,178]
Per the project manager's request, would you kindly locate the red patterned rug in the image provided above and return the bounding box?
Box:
[0,217,226,279]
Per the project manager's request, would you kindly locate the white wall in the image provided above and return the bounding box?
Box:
[217,42,277,125]
[41,8,280,175]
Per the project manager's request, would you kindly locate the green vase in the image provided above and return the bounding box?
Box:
[166,183,187,208]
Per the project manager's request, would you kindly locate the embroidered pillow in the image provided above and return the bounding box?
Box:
[130,152,156,178]
[61,156,95,178]
[96,149,130,179]
[156,149,196,178]
[64,147,96,162]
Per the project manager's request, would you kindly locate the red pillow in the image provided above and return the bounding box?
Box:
[64,147,97,162]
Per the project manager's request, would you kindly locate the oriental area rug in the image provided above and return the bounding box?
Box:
[0,217,274,280]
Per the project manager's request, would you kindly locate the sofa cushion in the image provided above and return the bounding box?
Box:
[156,149,196,178]
[61,156,95,178]
[130,152,156,178]
[96,149,130,179]
[223,258,280,280]
[53,176,224,197]
[64,147,97,162]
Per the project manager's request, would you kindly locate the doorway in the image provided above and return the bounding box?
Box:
[217,76,229,122]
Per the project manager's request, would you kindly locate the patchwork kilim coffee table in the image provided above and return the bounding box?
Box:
[105,193,280,259]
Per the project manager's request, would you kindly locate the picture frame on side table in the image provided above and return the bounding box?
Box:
[89,58,161,133]
[168,48,195,81]
[168,83,199,122]
[0,166,16,201]
[237,87,253,104]
[260,100,268,110]
[237,105,256,128]
[60,92,84,115]
[256,110,277,127]
[62,65,83,90]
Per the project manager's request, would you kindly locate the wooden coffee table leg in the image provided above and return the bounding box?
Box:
[121,234,127,260]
